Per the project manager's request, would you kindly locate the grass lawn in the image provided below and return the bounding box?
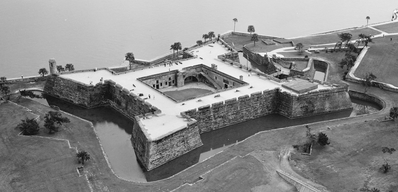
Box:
[0,101,89,192]
[288,27,380,46]
[8,78,47,92]
[291,120,398,192]
[245,42,291,53]
[373,21,398,34]
[1,58,398,192]
[223,34,290,52]
[164,88,212,101]
[354,35,398,87]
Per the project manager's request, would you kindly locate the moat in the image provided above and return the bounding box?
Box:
[45,95,381,182]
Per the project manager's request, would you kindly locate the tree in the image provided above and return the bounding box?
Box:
[196,40,203,46]
[56,65,65,73]
[338,33,352,47]
[334,41,343,51]
[364,35,373,47]
[202,34,209,42]
[247,25,255,34]
[233,18,238,32]
[0,77,6,89]
[366,16,370,26]
[295,43,304,53]
[38,68,48,77]
[125,52,135,70]
[251,33,259,46]
[170,42,182,59]
[208,31,215,41]
[389,107,398,120]
[1,85,10,100]
[363,72,377,93]
[17,118,40,135]
[76,150,91,165]
[340,53,357,71]
[317,132,330,146]
[44,111,70,134]
[65,63,75,71]
[346,43,357,54]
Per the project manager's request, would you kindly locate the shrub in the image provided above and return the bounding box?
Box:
[318,132,330,146]
[44,111,70,134]
[380,162,391,173]
[17,118,40,135]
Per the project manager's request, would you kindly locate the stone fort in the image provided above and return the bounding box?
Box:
[44,38,352,171]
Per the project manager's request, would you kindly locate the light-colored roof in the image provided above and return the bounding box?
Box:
[61,42,332,141]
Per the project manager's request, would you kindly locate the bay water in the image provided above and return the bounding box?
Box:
[0,0,397,78]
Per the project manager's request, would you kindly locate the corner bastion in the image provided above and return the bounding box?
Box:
[44,42,352,171]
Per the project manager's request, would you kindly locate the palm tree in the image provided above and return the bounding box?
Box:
[295,43,304,53]
[196,40,203,46]
[38,68,48,77]
[366,16,370,26]
[76,151,91,165]
[208,31,215,41]
[170,42,182,59]
[65,63,74,71]
[202,34,209,42]
[233,18,238,32]
[251,33,259,46]
[125,52,135,70]
[247,25,255,34]
[174,42,182,58]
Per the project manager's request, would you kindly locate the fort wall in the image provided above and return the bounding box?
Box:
[132,117,202,170]
[44,75,201,171]
[242,46,277,74]
[44,75,352,171]
[181,86,352,134]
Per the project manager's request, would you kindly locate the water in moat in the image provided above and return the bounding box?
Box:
[44,95,381,182]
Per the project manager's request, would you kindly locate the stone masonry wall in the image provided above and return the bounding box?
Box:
[146,120,202,170]
[107,80,157,117]
[242,46,277,74]
[291,87,352,118]
[275,86,352,118]
[183,86,352,133]
[183,89,278,133]
[132,117,202,171]
[44,75,109,108]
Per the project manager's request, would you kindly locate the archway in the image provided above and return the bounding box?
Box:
[184,76,199,84]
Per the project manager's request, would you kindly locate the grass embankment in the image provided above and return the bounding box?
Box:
[288,27,380,46]
[291,120,398,192]
[354,35,398,87]
[0,101,89,192]
[374,21,398,34]
[223,34,291,52]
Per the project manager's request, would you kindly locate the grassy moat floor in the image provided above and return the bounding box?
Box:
[2,22,398,192]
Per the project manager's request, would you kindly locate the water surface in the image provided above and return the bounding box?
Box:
[1,0,396,78]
